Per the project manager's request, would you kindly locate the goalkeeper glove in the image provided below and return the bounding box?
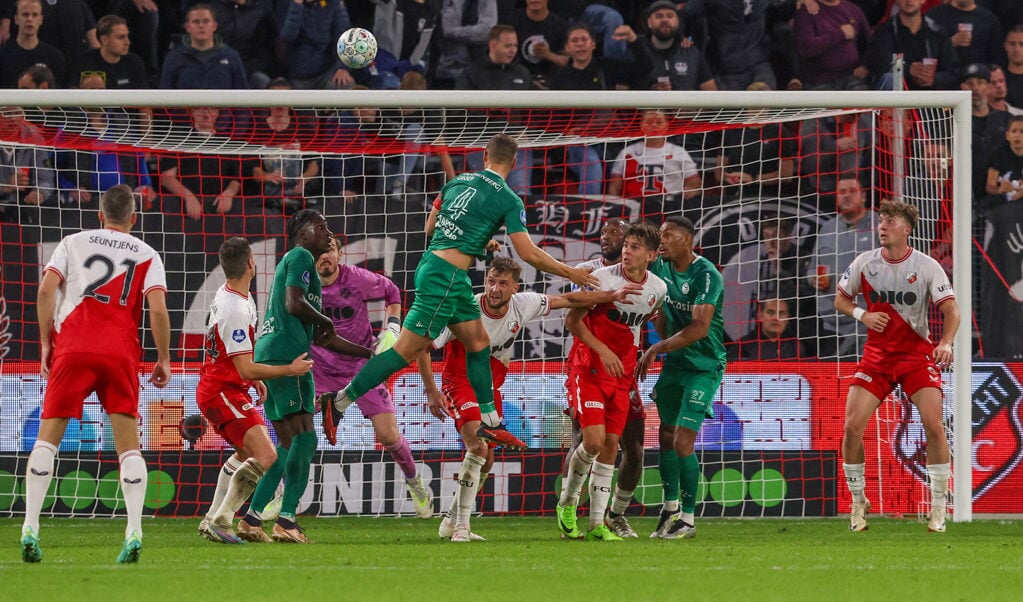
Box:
[375,316,401,355]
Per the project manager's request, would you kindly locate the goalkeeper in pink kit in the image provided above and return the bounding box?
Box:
[312,236,433,517]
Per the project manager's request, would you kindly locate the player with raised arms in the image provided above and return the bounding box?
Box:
[636,215,727,540]
[195,237,314,544]
[558,222,666,541]
[237,209,372,543]
[319,133,599,452]
[417,256,640,541]
[23,184,171,563]
[313,235,433,519]
[834,200,959,533]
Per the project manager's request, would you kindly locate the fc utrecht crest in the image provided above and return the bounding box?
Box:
[507,320,521,334]
[647,294,657,307]
[906,271,918,284]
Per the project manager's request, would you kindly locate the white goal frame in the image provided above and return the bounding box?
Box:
[1,88,974,521]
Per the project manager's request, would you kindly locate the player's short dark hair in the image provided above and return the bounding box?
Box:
[488,256,522,282]
[663,215,695,235]
[100,184,135,224]
[286,208,323,247]
[486,134,518,166]
[19,64,55,89]
[219,237,252,279]
[96,14,126,39]
[489,24,516,41]
[879,199,919,231]
[625,222,661,251]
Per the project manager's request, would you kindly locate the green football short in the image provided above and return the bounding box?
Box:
[403,251,481,339]
[651,367,723,431]
[262,369,315,422]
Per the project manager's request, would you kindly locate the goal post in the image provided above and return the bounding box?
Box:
[0,89,975,521]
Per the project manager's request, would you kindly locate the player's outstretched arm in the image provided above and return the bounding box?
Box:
[145,288,172,388]
[316,332,373,358]
[934,298,960,369]
[552,282,643,309]
[232,352,314,381]
[36,270,61,378]
[566,306,625,378]
[637,303,712,381]
[508,231,600,290]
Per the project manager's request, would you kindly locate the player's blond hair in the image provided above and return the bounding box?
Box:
[486,134,518,166]
[879,199,919,231]
[100,184,135,224]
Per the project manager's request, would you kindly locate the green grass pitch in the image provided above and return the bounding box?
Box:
[3,517,1023,601]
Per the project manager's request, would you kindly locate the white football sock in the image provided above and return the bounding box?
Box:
[588,462,615,530]
[681,511,695,525]
[663,499,679,512]
[559,447,597,507]
[213,458,265,526]
[23,440,57,535]
[335,388,355,414]
[206,455,242,520]
[119,450,148,539]
[927,463,950,512]
[843,463,867,504]
[454,453,485,527]
[609,485,634,516]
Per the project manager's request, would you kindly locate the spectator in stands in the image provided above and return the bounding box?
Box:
[0,106,57,224]
[160,4,248,89]
[794,0,872,90]
[679,0,790,91]
[574,2,627,59]
[16,64,55,90]
[807,174,876,359]
[607,109,702,217]
[798,111,872,196]
[642,0,716,92]
[0,0,66,88]
[431,0,496,89]
[77,15,149,89]
[963,63,1010,199]
[716,82,798,199]
[211,0,277,89]
[927,0,1005,68]
[277,0,353,90]
[864,0,959,90]
[244,77,322,213]
[989,64,1023,116]
[509,0,569,89]
[105,0,161,83]
[989,1,1023,30]
[727,294,807,360]
[371,0,440,76]
[36,0,98,87]
[456,24,531,90]
[1004,25,1023,108]
[983,114,1023,212]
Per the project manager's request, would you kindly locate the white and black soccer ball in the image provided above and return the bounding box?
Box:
[337,27,378,69]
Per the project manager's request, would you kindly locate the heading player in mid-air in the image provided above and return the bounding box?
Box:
[418,256,640,542]
[559,222,667,542]
[835,200,959,533]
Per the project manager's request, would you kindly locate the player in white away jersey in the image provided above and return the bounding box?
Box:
[417,257,639,542]
[835,200,960,534]
[23,185,171,564]
[558,222,667,541]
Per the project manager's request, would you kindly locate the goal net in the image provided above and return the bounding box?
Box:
[0,89,978,521]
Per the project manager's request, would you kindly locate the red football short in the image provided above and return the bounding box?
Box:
[197,388,266,449]
[443,382,504,434]
[565,371,629,436]
[42,352,139,419]
[627,381,646,422]
[850,354,943,402]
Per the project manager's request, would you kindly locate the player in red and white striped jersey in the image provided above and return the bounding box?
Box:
[835,200,960,534]
[417,256,640,542]
[22,185,171,564]
[558,222,667,541]
[195,238,313,544]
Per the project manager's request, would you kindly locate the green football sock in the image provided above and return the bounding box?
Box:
[280,432,318,520]
[345,348,408,401]
[465,348,495,414]
[248,445,287,515]
[659,450,680,503]
[679,453,700,514]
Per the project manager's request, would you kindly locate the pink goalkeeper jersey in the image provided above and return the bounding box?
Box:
[198,284,257,395]
[44,228,166,362]
[837,247,954,362]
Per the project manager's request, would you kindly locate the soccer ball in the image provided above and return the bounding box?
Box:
[337,27,378,69]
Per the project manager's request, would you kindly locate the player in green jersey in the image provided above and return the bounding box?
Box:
[238,209,372,543]
[320,134,599,452]
[636,215,727,540]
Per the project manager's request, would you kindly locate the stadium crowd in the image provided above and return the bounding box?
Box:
[2,0,1023,359]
